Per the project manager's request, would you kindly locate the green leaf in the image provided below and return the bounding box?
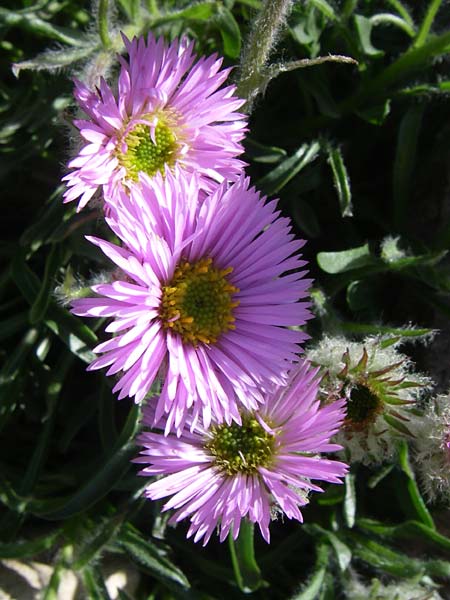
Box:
[367,463,395,488]
[354,15,384,57]
[74,515,123,569]
[257,142,320,195]
[119,525,190,591]
[20,355,73,495]
[0,7,87,46]
[42,563,63,600]
[343,473,356,528]
[81,565,112,600]
[317,243,377,274]
[356,99,391,125]
[29,244,65,324]
[397,440,435,529]
[245,138,287,164]
[339,322,434,338]
[370,13,415,38]
[291,544,330,600]
[413,0,444,49]
[346,531,422,577]
[382,413,413,436]
[12,45,98,76]
[38,441,135,520]
[215,6,241,58]
[357,518,450,552]
[326,145,353,217]
[11,256,97,362]
[309,0,337,20]
[229,520,264,593]
[0,530,61,559]
[393,104,425,227]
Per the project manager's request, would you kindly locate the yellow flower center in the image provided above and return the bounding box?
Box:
[117,117,179,180]
[205,416,275,475]
[159,258,239,346]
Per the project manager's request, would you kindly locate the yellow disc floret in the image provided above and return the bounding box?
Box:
[159,258,240,346]
[205,416,275,475]
[117,118,179,180]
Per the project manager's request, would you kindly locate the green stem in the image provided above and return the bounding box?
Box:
[228,520,263,593]
[237,0,293,108]
[413,0,443,48]
[98,0,112,49]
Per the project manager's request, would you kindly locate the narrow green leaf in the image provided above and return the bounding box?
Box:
[393,104,425,227]
[343,473,356,528]
[357,99,391,125]
[98,379,118,452]
[0,7,87,46]
[119,525,190,591]
[74,516,123,570]
[385,0,414,27]
[413,0,444,48]
[38,441,135,520]
[0,328,39,420]
[245,138,287,164]
[310,0,337,20]
[215,6,241,58]
[370,13,415,38]
[82,565,112,600]
[257,142,320,195]
[326,145,353,217]
[398,439,435,529]
[291,544,330,600]
[20,188,69,250]
[29,244,65,324]
[150,2,219,29]
[11,256,97,361]
[357,518,450,551]
[0,530,61,559]
[229,520,263,593]
[346,531,422,577]
[383,413,414,436]
[20,355,73,495]
[354,15,384,57]
[317,244,376,274]
[13,45,97,76]
[42,563,63,600]
[367,463,395,488]
[339,322,434,338]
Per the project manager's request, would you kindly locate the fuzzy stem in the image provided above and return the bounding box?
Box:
[237,0,293,109]
[98,0,112,49]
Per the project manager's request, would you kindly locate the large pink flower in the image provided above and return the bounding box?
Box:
[63,33,247,210]
[135,361,348,545]
[71,170,312,433]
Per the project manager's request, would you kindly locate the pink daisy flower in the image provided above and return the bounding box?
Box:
[71,170,312,433]
[135,361,348,545]
[63,33,247,210]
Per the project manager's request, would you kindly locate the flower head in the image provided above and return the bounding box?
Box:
[63,33,247,210]
[307,336,430,465]
[71,170,312,432]
[135,361,347,545]
[411,392,450,503]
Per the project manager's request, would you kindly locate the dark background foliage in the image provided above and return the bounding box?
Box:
[1,0,450,597]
